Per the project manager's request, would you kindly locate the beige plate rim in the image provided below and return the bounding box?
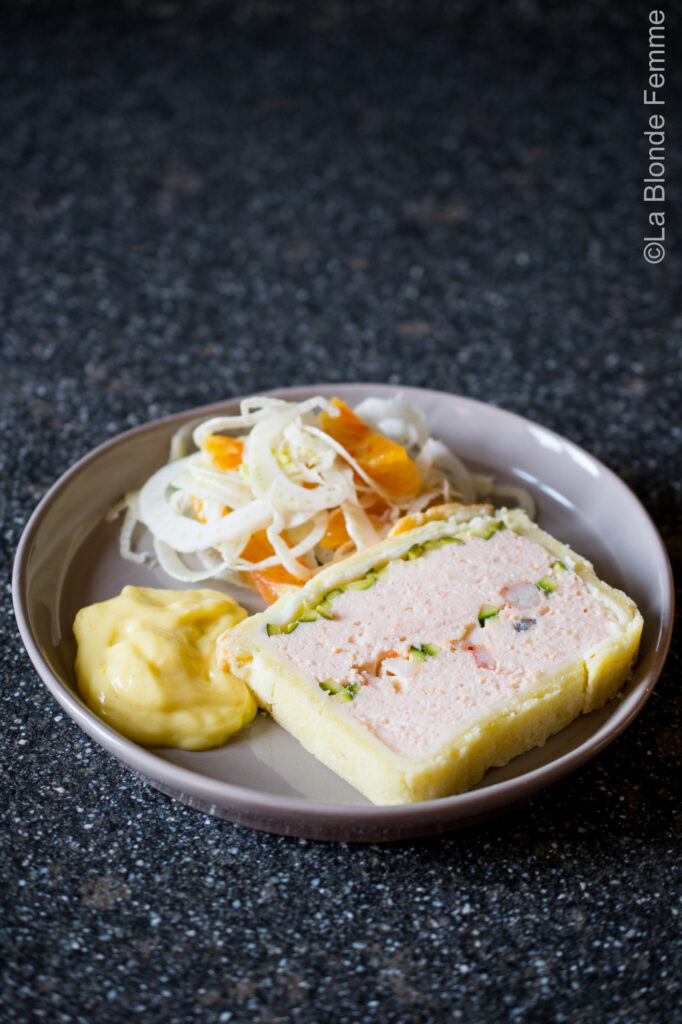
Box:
[12,384,675,841]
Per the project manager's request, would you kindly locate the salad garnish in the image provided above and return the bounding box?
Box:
[115,394,534,603]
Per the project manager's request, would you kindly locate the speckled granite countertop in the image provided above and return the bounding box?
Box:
[2,3,680,1022]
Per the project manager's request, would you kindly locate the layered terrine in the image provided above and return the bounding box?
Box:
[219,505,642,805]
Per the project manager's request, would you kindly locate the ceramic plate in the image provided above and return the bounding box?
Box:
[13,385,674,841]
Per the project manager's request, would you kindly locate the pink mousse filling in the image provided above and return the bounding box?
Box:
[271,529,620,757]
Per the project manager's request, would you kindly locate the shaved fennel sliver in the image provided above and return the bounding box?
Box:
[138,460,271,552]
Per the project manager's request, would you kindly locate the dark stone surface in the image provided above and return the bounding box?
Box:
[1,3,680,1022]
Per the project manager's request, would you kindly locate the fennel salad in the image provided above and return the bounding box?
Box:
[115,393,533,604]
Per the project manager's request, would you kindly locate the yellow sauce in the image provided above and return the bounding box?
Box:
[73,586,256,749]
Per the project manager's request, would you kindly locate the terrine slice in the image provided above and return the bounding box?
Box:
[218,506,643,805]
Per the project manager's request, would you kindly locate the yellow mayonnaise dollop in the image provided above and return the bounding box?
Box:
[73,586,256,749]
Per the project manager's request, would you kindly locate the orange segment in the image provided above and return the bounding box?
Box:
[190,495,230,522]
[319,398,371,449]
[319,508,351,549]
[188,510,301,604]
[203,435,244,471]
[352,433,420,495]
[239,529,275,563]
[319,499,391,550]
[191,495,207,523]
[239,529,305,605]
[319,399,420,498]
[248,567,302,605]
